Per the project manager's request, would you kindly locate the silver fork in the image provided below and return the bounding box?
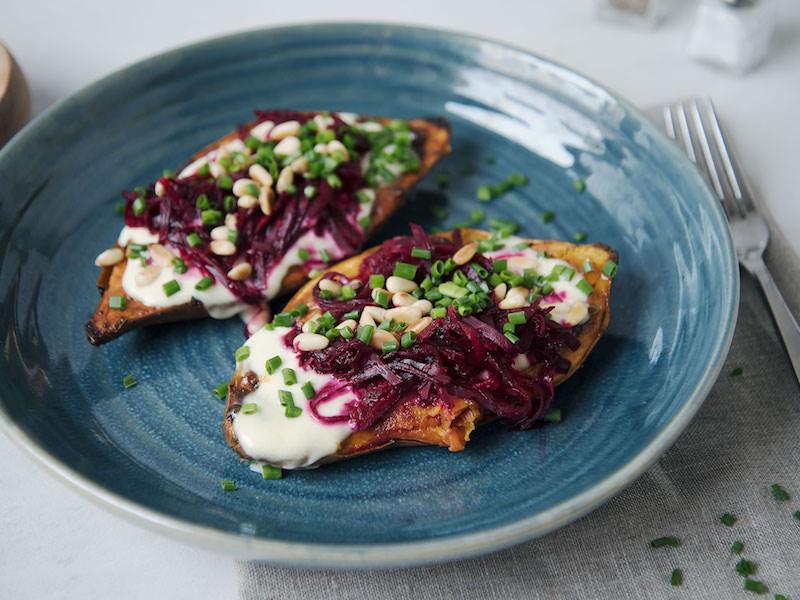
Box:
[651,97,800,385]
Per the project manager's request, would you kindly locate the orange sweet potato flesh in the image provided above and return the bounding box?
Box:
[85,114,451,345]
[223,229,616,466]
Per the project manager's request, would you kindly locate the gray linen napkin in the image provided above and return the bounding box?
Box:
[239,217,800,600]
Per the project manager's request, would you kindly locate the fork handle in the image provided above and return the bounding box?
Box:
[743,256,800,385]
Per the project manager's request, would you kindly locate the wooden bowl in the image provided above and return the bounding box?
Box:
[0,43,31,147]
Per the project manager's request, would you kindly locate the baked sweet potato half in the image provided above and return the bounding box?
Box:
[86,111,451,345]
[223,227,617,469]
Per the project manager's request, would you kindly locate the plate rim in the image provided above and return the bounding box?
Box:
[0,22,739,568]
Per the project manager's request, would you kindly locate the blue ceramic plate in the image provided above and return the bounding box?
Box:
[0,24,737,567]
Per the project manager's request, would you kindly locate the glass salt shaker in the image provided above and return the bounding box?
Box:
[595,0,668,28]
[688,0,776,74]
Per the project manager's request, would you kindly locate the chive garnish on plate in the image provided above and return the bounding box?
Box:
[650,536,681,549]
[122,374,137,389]
[721,513,737,527]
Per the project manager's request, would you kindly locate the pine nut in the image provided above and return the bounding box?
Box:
[273,135,300,156]
[290,156,308,173]
[210,240,236,256]
[363,305,386,322]
[301,311,322,333]
[294,332,330,351]
[259,186,273,216]
[453,242,478,266]
[411,299,433,315]
[232,178,257,197]
[512,354,530,371]
[248,164,273,187]
[211,226,229,241]
[148,243,174,265]
[507,255,538,274]
[392,292,416,307]
[359,310,376,328]
[249,120,274,141]
[370,329,396,351]
[209,162,226,179]
[227,262,252,281]
[313,143,329,155]
[225,213,237,230]
[270,120,300,140]
[567,302,589,325]
[237,195,257,209]
[384,306,422,326]
[135,265,162,286]
[498,295,527,310]
[276,166,294,194]
[356,188,375,203]
[94,247,124,267]
[313,114,334,131]
[386,276,417,294]
[336,319,358,331]
[155,181,166,197]
[326,139,350,161]
[493,283,508,302]
[318,279,342,295]
[409,316,433,335]
[508,286,530,299]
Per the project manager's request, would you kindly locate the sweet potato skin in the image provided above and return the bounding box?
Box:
[85,114,451,345]
[223,228,616,466]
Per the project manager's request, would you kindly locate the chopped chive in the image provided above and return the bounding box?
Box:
[223,195,236,212]
[770,483,790,501]
[261,464,282,480]
[304,185,317,199]
[282,368,297,386]
[162,168,174,178]
[212,382,228,399]
[543,408,561,423]
[742,580,764,594]
[217,175,233,189]
[504,331,520,344]
[356,190,371,204]
[393,261,417,280]
[115,202,125,216]
[357,324,375,345]
[431,307,447,319]
[737,557,758,575]
[721,513,737,527]
[265,355,282,375]
[369,274,385,289]
[731,367,744,376]
[577,279,593,295]
[320,249,332,263]
[794,511,800,522]
[301,381,315,399]
[132,197,146,216]
[186,232,203,247]
[382,340,398,354]
[234,346,250,362]
[340,285,356,300]
[122,374,138,389]
[470,209,485,224]
[670,569,683,587]
[240,403,258,415]
[411,247,432,260]
[163,280,180,297]
[775,595,787,600]
[372,288,390,308]
[650,536,681,548]
[272,312,293,327]
[326,174,342,188]
[108,295,126,310]
[573,231,587,242]
[439,281,467,299]
[343,309,360,320]
[201,209,222,227]
[172,257,188,274]
[508,311,526,325]
[731,541,744,554]
[221,479,238,492]
[289,304,309,318]
[195,276,214,291]
[340,325,355,339]
[401,331,417,348]
[541,210,555,224]
[195,193,211,210]
[602,259,618,278]
[492,260,507,273]
[476,185,493,202]
[507,172,527,185]
[573,177,586,193]
[298,248,310,261]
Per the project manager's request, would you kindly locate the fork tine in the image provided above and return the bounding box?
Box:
[704,98,755,212]
[674,103,697,164]
[662,106,676,140]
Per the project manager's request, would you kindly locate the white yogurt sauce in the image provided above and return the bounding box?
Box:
[263,229,343,299]
[484,237,591,327]
[232,326,355,469]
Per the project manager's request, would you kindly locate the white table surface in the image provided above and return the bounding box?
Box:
[2,1,799,598]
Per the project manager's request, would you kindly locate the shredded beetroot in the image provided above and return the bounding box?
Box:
[296,226,580,431]
[122,110,368,306]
